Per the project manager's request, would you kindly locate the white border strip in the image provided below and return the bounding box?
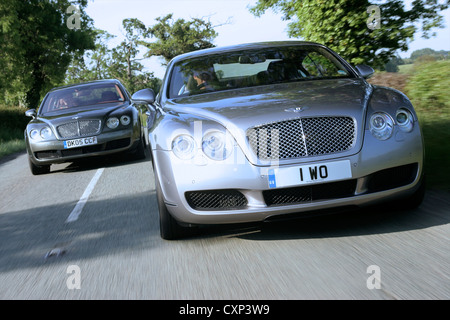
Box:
[66,168,104,223]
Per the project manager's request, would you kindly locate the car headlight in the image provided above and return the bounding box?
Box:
[30,129,40,140]
[106,117,119,129]
[120,115,131,126]
[369,112,394,140]
[396,108,414,132]
[202,131,233,160]
[172,135,197,160]
[40,126,53,140]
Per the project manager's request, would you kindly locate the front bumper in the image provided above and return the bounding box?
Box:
[154,127,424,225]
[27,128,138,165]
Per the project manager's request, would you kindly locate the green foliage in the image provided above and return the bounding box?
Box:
[141,13,218,65]
[0,105,28,157]
[250,0,449,68]
[410,48,450,61]
[0,0,96,108]
[404,60,450,191]
[65,21,162,94]
[406,60,450,110]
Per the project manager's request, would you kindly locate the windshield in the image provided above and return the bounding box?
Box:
[40,83,126,114]
[168,45,354,99]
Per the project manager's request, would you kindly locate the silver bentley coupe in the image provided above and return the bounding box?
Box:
[25,79,150,175]
[140,41,425,240]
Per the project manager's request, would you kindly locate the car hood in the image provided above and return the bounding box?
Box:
[167,79,371,129]
[165,79,372,165]
[35,102,129,125]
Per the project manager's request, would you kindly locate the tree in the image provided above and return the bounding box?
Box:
[141,13,218,65]
[109,18,151,93]
[250,0,449,68]
[65,29,116,84]
[65,20,162,94]
[410,48,450,61]
[0,0,95,107]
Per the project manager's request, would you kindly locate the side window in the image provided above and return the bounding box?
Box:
[302,52,341,77]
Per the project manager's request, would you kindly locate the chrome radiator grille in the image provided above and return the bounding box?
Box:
[247,117,356,161]
[57,120,101,139]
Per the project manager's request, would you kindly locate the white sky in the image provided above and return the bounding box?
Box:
[85,0,450,79]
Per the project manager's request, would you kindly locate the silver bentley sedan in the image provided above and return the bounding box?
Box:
[139,41,425,240]
[25,79,150,175]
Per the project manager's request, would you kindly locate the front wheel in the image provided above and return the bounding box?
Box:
[132,137,146,160]
[154,170,196,240]
[28,157,50,175]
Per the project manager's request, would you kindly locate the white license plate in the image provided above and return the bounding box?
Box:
[63,136,98,149]
[268,160,352,188]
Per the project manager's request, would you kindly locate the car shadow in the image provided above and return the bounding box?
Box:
[50,147,152,174]
[193,189,450,241]
[0,190,160,273]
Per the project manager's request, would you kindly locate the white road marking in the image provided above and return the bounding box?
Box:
[66,168,104,223]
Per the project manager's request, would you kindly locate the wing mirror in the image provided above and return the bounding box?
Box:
[25,109,37,119]
[132,88,155,104]
[355,64,375,79]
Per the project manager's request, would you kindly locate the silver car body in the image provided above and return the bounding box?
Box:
[149,42,424,237]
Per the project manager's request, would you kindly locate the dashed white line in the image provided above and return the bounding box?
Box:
[66,168,104,223]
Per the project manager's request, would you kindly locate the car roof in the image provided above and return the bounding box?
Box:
[48,79,123,93]
[169,41,325,64]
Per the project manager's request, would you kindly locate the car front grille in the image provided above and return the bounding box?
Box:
[247,116,356,161]
[57,120,101,139]
[263,179,357,206]
[185,190,248,211]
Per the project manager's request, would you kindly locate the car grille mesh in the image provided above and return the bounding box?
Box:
[263,179,357,206]
[186,190,248,211]
[247,116,356,161]
[57,120,101,139]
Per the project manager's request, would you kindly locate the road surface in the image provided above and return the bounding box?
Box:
[0,151,449,300]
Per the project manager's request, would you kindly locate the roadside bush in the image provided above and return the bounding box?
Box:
[406,60,450,110]
[0,105,29,141]
[0,105,28,158]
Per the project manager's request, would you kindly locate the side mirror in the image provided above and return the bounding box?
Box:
[132,88,155,104]
[355,64,375,79]
[25,109,37,119]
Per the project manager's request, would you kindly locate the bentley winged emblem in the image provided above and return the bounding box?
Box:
[284,106,309,113]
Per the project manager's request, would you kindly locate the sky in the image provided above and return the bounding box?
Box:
[85,0,450,79]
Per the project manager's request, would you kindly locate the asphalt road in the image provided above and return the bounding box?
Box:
[0,150,449,300]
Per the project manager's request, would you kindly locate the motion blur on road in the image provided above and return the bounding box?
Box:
[0,150,449,299]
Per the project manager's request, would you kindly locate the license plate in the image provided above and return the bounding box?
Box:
[63,136,98,149]
[268,160,352,188]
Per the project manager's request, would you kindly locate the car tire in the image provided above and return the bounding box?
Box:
[154,169,196,240]
[390,175,426,211]
[403,175,426,210]
[132,137,146,160]
[28,157,50,175]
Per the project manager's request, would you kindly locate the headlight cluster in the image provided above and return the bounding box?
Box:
[29,126,54,140]
[369,108,414,140]
[172,131,234,161]
[106,115,131,129]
